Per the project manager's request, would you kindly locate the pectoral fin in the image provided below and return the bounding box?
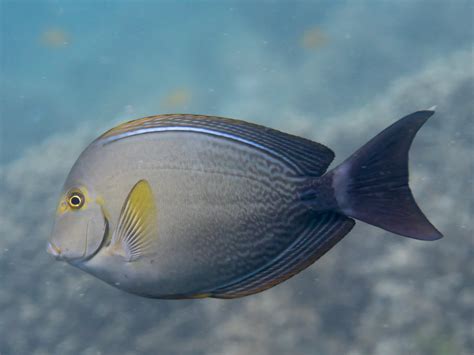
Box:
[111,180,157,261]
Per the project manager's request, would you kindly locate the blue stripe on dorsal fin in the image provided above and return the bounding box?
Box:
[206,212,354,299]
[96,114,335,177]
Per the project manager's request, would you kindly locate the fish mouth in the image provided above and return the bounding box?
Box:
[46,242,62,259]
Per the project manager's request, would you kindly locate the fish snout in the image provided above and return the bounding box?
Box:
[46,242,63,260]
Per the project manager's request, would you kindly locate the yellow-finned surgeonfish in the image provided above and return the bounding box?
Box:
[47,110,442,299]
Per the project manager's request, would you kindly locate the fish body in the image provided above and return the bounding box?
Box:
[48,112,442,299]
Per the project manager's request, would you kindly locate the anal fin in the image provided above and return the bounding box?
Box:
[208,212,355,299]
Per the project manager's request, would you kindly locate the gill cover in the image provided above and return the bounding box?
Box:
[84,204,108,258]
[50,195,107,261]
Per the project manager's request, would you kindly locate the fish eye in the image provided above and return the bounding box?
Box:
[67,191,84,209]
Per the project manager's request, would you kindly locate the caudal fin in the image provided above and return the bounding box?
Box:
[330,110,443,240]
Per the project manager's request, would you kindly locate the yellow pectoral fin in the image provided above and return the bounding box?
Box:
[111,180,157,262]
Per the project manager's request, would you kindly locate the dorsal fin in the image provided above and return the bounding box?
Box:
[206,212,354,299]
[96,114,335,177]
[110,180,157,261]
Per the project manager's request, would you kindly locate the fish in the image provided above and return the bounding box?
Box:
[47,109,443,299]
[300,26,327,50]
[40,28,70,48]
[160,88,192,109]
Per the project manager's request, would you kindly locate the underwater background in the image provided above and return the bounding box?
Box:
[0,1,473,354]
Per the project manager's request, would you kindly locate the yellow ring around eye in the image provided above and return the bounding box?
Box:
[68,192,84,209]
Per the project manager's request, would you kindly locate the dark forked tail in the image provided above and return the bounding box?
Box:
[324,109,442,240]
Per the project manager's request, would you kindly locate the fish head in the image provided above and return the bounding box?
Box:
[48,183,108,263]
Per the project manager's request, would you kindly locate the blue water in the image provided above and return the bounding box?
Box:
[1,1,473,354]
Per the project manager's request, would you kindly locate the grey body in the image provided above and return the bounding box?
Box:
[49,111,442,299]
[76,131,306,296]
